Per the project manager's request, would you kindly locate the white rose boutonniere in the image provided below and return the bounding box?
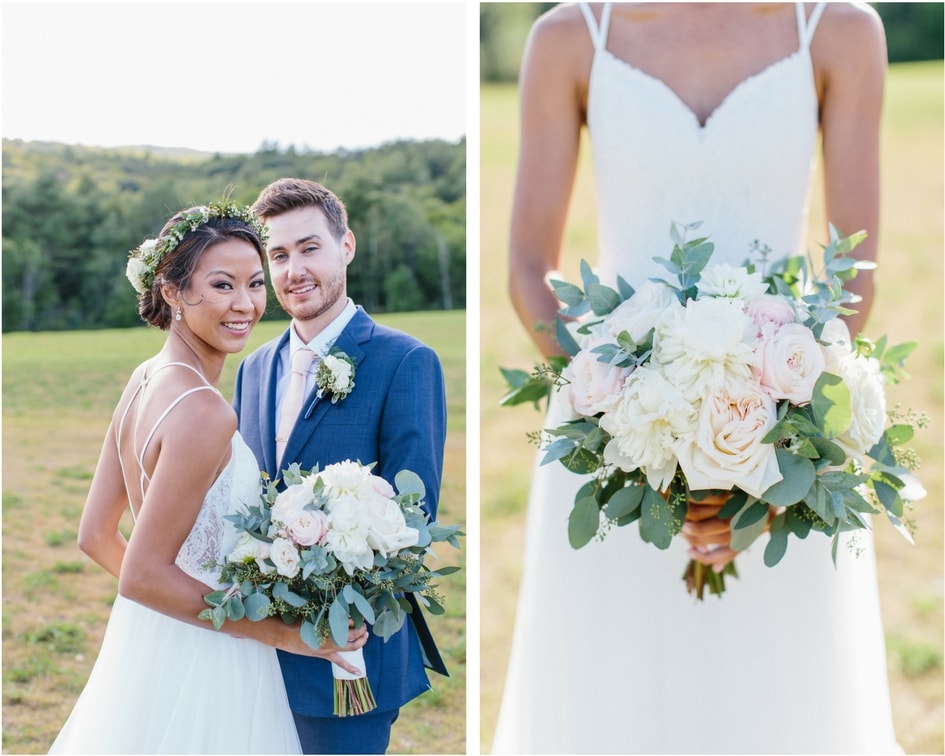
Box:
[316,349,356,404]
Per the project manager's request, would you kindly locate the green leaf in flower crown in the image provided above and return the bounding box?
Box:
[568,493,601,549]
[763,447,816,507]
[810,373,852,438]
[639,486,684,550]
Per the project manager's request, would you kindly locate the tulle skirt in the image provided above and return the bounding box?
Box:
[50,594,301,754]
[492,391,901,754]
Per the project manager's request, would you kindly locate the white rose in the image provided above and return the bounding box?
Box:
[675,380,782,498]
[323,354,354,391]
[227,531,271,566]
[286,509,329,547]
[561,335,633,416]
[325,501,375,575]
[697,263,768,302]
[269,537,302,578]
[599,366,696,492]
[754,323,826,404]
[125,257,151,295]
[271,479,316,523]
[319,460,372,500]
[653,297,756,401]
[833,354,886,462]
[364,497,420,556]
[604,281,678,344]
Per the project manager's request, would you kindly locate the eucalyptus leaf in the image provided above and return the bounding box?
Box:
[603,484,644,519]
[810,373,852,438]
[244,592,271,621]
[639,486,684,550]
[764,522,790,567]
[328,597,351,647]
[762,448,815,506]
[568,495,601,549]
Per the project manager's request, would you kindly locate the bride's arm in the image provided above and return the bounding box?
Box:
[814,3,887,338]
[116,392,367,669]
[508,6,594,358]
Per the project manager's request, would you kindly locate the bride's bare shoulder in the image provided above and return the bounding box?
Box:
[524,3,596,78]
[814,2,886,57]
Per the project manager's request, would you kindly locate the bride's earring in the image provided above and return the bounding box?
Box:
[175,305,182,322]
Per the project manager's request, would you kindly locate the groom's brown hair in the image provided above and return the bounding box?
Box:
[251,178,349,241]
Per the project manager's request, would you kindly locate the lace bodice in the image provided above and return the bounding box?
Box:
[579,2,826,288]
[116,361,263,589]
[175,433,262,588]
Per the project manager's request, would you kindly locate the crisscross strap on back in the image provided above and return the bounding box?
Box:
[579,2,612,52]
[796,2,827,50]
[115,361,216,522]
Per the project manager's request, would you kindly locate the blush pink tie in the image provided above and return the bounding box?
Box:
[275,348,315,471]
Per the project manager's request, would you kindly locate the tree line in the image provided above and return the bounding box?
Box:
[2,137,465,332]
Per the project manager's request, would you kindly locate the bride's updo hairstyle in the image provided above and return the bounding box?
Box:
[125,202,268,330]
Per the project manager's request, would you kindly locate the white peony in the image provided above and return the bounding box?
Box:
[599,366,696,492]
[604,281,679,344]
[227,531,272,571]
[652,297,757,401]
[324,500,375,575]
[675,380,782,498]
[697,263,768,302]
[833,353,887,462]
[364,497,419,556]
[754,323,826,404]
[269,537,302,578]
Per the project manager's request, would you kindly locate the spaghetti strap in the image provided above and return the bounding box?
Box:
[114,361,219,521]
[796,2,827,50]
[579,2,612,53]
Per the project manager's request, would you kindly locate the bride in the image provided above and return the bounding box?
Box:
[50,202,367,754]
[494,3,899,753]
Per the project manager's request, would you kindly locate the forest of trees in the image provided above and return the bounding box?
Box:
[1,137,465,332]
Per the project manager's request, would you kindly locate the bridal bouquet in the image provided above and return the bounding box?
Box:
[200,460,462,714]
[502,223,925,598]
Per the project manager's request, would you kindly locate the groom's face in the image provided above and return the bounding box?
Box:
[264,205,356,340]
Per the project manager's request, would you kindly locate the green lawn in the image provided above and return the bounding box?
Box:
[2,310,466,754]
[480,61,944,754]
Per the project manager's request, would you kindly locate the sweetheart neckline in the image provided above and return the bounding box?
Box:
[597,47,808,130]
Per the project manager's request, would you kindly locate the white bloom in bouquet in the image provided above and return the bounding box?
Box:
[697,262,768,302]
[653,297,756,401]
[562,334,633,416]
[364,497,420,556]
[325,502,375,575]
[820,318,854,375]
[675,380,782,498]
[833,353,887,462]
[605,281,679,344]
[228,531,272,573]
[271,477,316,523]
[319,460,374,503]
[600,366,696,492]
[754,322,826,404]
[270,537,302,578]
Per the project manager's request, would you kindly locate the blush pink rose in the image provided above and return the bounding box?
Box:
[754,323,826,404]
[746,294,796,337]
[562,337,633,416]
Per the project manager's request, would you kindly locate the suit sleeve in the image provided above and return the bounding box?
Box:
[377,344,447,520]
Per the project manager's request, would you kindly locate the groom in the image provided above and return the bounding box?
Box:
[233,178,448,754]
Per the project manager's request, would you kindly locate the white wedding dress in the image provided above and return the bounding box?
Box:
[50,363,301,754]
[493,4,901,753]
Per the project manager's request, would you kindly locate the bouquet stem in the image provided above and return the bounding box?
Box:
[331,649,377,717]
[683,558,738,600]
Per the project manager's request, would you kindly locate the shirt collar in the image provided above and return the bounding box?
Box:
[288,298,357,358]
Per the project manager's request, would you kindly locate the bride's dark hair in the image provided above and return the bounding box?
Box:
[138,209,266,330]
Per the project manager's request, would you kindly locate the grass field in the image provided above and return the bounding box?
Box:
[1,310,466,754]
[479,61,944,753]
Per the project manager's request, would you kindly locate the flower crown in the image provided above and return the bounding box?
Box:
[125,201,269,295]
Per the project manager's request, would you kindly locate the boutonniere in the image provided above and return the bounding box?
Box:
[315,348,356,404]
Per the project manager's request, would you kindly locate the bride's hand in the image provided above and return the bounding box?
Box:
[279,622,370,674]
[681,498,738,571]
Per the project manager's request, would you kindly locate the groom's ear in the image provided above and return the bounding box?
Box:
[342,229,356,266]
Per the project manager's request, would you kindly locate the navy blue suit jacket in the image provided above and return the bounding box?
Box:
[233,307,448,716]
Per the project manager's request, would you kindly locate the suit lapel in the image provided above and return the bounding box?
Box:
[282,309,373,469]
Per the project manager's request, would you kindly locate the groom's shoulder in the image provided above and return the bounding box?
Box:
[359,314,438,362]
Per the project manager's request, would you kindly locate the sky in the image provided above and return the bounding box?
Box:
[1,1,468,154]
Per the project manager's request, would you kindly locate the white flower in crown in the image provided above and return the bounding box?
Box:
[316,349,356,404]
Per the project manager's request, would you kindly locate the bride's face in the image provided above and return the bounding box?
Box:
[176,238,267,353]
